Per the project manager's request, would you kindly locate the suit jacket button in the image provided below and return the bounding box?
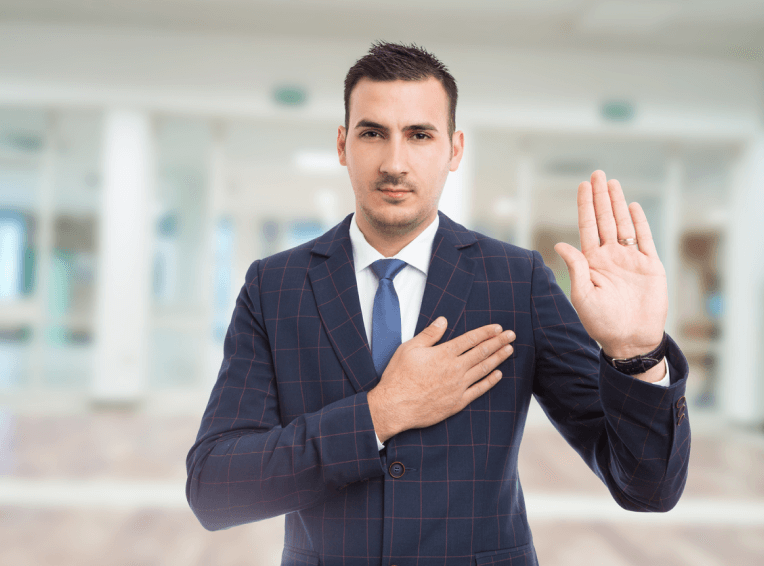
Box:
[389,461,405,478]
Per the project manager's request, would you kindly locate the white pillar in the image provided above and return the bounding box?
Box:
[662,157,683,338]
[28,111,57,390]
[91,110,153,404]
[439,128,473,227]
[720,134,764,426]
[515,152,534,250]
[204,121,227,388]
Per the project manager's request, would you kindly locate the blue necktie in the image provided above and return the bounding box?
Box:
[371,259,407,377]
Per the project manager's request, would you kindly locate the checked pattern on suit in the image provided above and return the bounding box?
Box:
[186,212,691,566]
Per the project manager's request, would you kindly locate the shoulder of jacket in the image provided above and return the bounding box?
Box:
[464,229,535,263]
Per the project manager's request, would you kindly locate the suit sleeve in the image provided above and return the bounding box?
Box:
[529,250,691,512]
[186,260,386,531]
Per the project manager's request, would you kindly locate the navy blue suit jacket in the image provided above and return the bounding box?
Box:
[187,212,691,566]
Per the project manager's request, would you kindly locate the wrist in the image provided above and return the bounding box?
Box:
[601,336,663,359]
[367,387,399,443]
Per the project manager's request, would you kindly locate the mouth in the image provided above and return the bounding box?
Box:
[377,187,412,199]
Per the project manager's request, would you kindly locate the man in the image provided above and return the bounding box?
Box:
[187,43,690,565]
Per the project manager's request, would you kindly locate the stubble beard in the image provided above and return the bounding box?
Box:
[361,174,430,238]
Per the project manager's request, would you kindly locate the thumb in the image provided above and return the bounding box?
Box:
[554,243,593,297]
[410,316,448,347]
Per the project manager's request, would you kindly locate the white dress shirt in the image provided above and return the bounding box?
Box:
[347,213,670,451]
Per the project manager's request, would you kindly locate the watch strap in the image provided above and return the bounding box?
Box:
[602,332,668,376]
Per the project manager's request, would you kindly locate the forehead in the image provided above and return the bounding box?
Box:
[348,77,449,128]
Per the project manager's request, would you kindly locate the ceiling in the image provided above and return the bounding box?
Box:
[0,0,762,68]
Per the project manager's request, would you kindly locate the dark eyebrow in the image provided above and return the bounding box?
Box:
[403,123,438,133]
[355,120,388,132]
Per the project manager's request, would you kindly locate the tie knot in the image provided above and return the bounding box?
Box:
[371,258,407,281]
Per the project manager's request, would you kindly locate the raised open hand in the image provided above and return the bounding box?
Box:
[554,170,667,359]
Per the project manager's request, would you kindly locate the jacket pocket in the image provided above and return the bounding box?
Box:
[475,542,535,565]
[281,545,320,566]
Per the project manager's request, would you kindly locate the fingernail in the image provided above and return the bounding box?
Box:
[494,325,502,334]
[434,317,446,328]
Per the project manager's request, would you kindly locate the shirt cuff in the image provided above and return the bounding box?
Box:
[648,357,671,387]
[375,432,385,451]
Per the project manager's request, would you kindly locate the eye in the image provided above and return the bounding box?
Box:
[360,130,382,138]
[411,132,431,140]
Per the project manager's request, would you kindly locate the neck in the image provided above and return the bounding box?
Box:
[355,210,437,257]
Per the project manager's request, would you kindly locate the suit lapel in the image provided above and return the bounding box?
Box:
[308,215,379,394]
[415,212,477,340]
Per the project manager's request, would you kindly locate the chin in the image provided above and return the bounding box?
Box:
[363,207,424,236]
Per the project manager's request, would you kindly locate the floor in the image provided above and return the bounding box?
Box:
[0,402,762,566]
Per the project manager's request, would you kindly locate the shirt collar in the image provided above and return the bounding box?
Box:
[349,212,440,276]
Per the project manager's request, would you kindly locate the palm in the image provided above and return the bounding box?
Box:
[554,171,667,358]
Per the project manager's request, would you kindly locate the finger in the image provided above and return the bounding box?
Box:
[629,202,658,257]
[460,330,515,367]
[591,170,618,245]
[461,370,503,407]
[463,343,513,385]
[444,323,504,356]
[607,179,636,242]
[409,316,448,347]
[554,242,594,302]
[577,181,599,254]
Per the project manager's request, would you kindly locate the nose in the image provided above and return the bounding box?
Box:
[379,136,408,178]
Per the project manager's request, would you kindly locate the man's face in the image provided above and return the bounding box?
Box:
[337,77,464,239]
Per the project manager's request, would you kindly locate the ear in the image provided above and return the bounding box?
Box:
[449,130,465,172]
[337,126,347,166]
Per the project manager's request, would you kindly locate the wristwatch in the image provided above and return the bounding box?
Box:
[602,332,668,375]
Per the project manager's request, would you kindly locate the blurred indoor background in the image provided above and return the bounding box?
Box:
[0,1,763,564]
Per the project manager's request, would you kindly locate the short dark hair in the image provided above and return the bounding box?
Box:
[344,42,458,137]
